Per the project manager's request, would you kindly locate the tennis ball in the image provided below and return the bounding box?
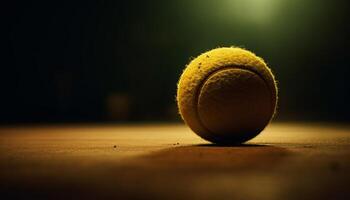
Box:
[177,47,278,144]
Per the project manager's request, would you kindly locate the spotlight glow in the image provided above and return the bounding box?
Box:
[228,0,278,25]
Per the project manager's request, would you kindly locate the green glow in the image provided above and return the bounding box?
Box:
[228,0,278,25]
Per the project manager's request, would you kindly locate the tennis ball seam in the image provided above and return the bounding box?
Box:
[193,65,274,141]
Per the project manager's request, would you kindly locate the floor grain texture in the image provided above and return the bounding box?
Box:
[0,123,349,200]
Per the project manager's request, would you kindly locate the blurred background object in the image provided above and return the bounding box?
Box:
[2,0,349,123]
[106,93,130,121]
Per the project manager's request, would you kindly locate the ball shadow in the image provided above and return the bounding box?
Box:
[127,143,291,173]
[194,143,266,147]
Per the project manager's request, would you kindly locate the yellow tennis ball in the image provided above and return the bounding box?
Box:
[177,47,278,144]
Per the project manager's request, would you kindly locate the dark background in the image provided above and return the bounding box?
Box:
[2,0,349,123]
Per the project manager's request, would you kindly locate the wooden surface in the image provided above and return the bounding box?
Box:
[1,123,350,200]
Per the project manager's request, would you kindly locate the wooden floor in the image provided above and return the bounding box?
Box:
[1,123,350,200]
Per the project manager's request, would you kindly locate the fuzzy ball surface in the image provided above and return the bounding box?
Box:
[177,47,278,144]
